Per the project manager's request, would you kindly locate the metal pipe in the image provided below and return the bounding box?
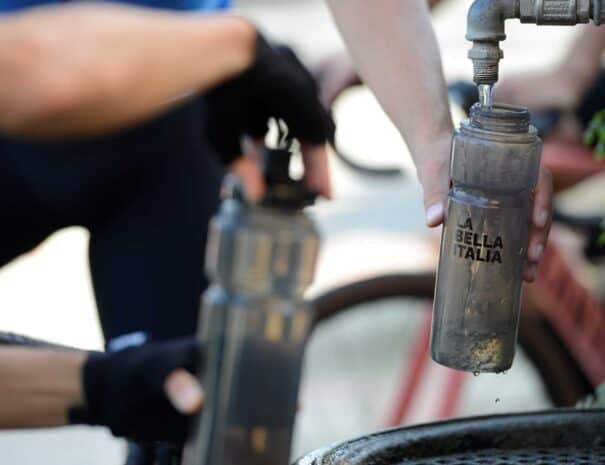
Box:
[467,0,605,85]
[466,0,519,42]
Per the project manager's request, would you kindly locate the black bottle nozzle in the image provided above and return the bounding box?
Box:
[260,119,317,210]
[223,119,318,210]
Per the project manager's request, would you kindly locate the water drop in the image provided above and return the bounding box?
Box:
[473,371,481,377]
[495,398,501,404]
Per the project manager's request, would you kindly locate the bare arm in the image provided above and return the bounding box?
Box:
[328,0,553,281]
[0,343,203,433]
[0,348,85,428]
[496,25,605,111]
[327,0,453,224]
[560,25,605,101]
[0,3,256,139]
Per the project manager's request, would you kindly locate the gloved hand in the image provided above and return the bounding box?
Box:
[69,339,204,443]
[205,33,335,164]
[204,32,334,200]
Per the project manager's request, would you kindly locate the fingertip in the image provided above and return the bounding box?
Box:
[426,203,444,228]
[534,209,549,229]
[228,157,266,203]
[528,242,544,262]
[301,143,332,201]
[533,167,553,228]
[245,182,266,203]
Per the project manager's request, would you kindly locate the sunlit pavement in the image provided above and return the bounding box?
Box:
[0,1,589,463]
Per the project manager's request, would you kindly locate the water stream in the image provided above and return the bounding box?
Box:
[478,84,494,111]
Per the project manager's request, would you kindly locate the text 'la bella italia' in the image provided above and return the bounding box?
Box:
[453,217,503,264]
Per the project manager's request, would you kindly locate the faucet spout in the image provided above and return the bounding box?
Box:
[466,0,605,86]
[466,0,518,86]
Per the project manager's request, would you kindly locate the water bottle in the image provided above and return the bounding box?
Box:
[183,131,319,465]
[431,103,542,373]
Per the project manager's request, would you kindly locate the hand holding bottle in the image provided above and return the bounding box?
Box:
[417,131,552,283]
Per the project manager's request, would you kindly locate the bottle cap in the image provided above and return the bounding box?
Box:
[261,146,317,211]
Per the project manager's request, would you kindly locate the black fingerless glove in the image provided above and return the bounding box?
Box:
[205,32,335,165]
[69,339,204,443]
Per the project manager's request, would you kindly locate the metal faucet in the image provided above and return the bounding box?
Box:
[468,0,605,86]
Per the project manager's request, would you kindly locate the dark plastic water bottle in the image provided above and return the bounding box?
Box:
[431,104,542,373]
[183,140,319,465]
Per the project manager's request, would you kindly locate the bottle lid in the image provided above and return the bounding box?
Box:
[261,146,316,210]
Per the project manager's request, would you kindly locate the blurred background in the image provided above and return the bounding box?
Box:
[1,0,604,464]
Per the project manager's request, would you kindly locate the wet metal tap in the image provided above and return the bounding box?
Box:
[467,0,605,85]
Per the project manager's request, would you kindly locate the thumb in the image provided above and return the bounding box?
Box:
[227,138,266,203]
[164,369,204,415]
[417,158,450,228]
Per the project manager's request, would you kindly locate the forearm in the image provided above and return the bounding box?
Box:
[0,3,256,139]
[0,348,85,428]
[559,26,605,92]
[327,0,453,160]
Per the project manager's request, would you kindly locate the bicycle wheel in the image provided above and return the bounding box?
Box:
[294,290,434,457]
[310,272,593,404]
[312,273,435,326]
